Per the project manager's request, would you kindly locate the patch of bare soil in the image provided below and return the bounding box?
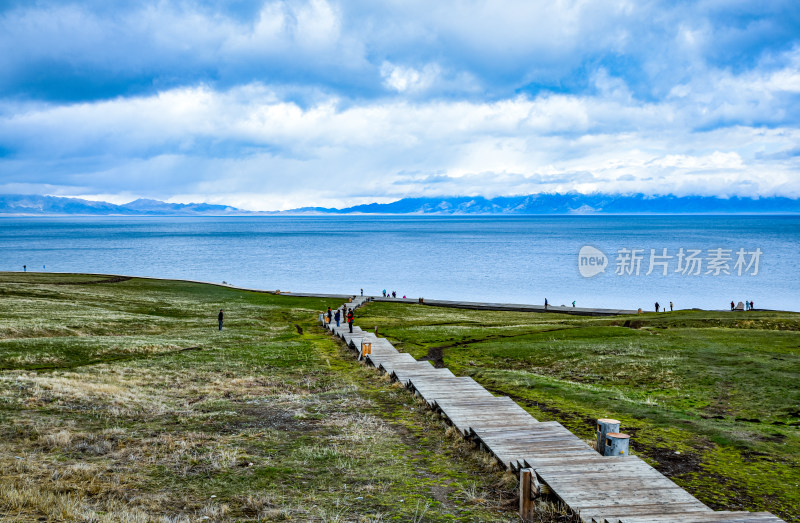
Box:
[418,346,446,368]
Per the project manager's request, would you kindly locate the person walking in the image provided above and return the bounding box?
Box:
[347,308,354,333]
[544,298,548,310]
[23,265,26,272]
[360,288,363,296]
[572,300,575,308]
[218,309,224,331]
[670,301,673,312]
[750,300,754,311]
[730,300,735,311]
[326,307,332,325]
[335,309,341,327]
[655,302,660,313]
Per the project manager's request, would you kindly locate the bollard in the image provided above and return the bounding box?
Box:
[519,468,534,520]
[596,418,620,455]
[604,432,630,456]
[361,342,372,359]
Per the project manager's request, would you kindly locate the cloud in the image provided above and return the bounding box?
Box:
[0,1,799,207]
[2,67,800,208]
[380,62,440,93]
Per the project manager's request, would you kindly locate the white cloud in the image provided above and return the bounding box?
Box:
[1,2,799,207]
[380,62,438,93]
[2,70,799,207]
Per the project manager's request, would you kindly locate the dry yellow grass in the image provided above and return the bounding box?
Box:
[0,275,538,521]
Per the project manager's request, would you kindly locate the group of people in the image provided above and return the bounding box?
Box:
[654,301,674,312]
[731,300,755,311]
[325,306,355,332]
[382,289,404,298]
[543,299,578,309]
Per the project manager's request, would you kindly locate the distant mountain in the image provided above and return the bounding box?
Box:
[0,194,257,215]
[0,194,138,215]
[122,198,243,214]
[290,194,800,215]
[1,193,799,215]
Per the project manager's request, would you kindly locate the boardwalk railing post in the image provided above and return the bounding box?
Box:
[519,468,535,521]
[361,341,372,359]
[604,432,630,456]
[596,418,620,455]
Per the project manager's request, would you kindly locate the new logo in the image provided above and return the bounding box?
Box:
[578,246,608,278]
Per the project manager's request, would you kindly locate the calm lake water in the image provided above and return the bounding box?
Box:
[1,215,798,311]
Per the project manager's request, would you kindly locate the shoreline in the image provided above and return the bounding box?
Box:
[3,270,789,315]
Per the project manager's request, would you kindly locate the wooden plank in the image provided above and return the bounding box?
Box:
[535,457,660,475]
[522,454,607,469]
[571,494,708,513]
[438,404,529,419]
[581,503,710,521]
[610,512,785,523]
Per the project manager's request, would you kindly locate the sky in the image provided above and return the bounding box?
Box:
[0,0,799,210]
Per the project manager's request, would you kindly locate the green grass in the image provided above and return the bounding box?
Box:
[0,273,522,522]
[356,301,800,522]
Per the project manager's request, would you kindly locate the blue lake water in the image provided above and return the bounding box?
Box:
[1,215,798,311]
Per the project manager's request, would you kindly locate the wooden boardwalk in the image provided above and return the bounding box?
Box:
[322,299,784,523]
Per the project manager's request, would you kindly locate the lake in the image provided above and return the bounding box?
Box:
[1,215,798,311]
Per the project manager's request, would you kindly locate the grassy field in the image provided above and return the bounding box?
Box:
[355,301,800,522]
[0,273,540,522]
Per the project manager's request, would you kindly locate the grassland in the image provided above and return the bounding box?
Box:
[0,273,537,522]
[355,302,800,522]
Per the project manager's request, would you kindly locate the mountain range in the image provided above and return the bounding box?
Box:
[1,193,799,215]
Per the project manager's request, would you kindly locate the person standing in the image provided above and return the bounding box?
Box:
[572,300,575,308]
[23,265,26,272]
[655,302,660,313]
[335,309,341,327]
[544,298,548,310]
[347,308,354,333]
[326,307,332,325]
[218,309,224,331]
[730,300,735,311]
[670,301,673,312]
[360,288,363,296]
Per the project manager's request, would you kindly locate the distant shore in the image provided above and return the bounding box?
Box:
[5,271,789,315]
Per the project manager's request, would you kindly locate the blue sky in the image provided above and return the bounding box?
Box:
[0,0,799,210]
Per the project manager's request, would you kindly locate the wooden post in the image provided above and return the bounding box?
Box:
[596,418,620,455]
[604,432,630,456]
[519,468,535,521]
